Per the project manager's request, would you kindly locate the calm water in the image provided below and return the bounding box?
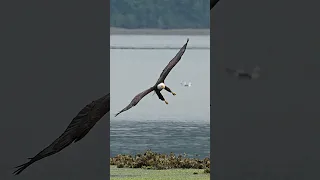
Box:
[110,35,210,158]
[110,120,210,158]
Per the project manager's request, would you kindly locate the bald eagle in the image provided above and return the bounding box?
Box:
[211,0,220,10]
[225,66,260,80]
[13,93,110,175]
[115,39,189,117]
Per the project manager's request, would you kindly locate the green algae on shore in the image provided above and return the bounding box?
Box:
[110,150,210,173]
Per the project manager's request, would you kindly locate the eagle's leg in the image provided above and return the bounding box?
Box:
[155,90,168,104]
[165,86,176,96]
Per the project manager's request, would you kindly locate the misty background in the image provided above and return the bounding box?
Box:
[0,1,109,180]
[211,0,320,179]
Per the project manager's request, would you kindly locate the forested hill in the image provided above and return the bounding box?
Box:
[110,0,210,29]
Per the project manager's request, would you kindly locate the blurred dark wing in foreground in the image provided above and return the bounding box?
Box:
[13,93,110,175]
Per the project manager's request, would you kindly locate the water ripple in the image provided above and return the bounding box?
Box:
[111,120,210,158]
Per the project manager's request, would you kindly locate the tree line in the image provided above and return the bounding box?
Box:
[110,0,210,29]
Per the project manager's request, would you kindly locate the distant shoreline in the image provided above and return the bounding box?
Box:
[110,27,210,36]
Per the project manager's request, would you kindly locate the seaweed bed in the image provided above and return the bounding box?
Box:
[110,150,210,174]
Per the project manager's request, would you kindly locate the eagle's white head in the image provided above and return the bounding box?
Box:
[157,83,166,90]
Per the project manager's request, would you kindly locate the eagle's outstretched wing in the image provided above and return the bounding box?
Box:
[13,93,110,175]
[115,87,154,117]
[155,39,189,84]
[211,0,220,10]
